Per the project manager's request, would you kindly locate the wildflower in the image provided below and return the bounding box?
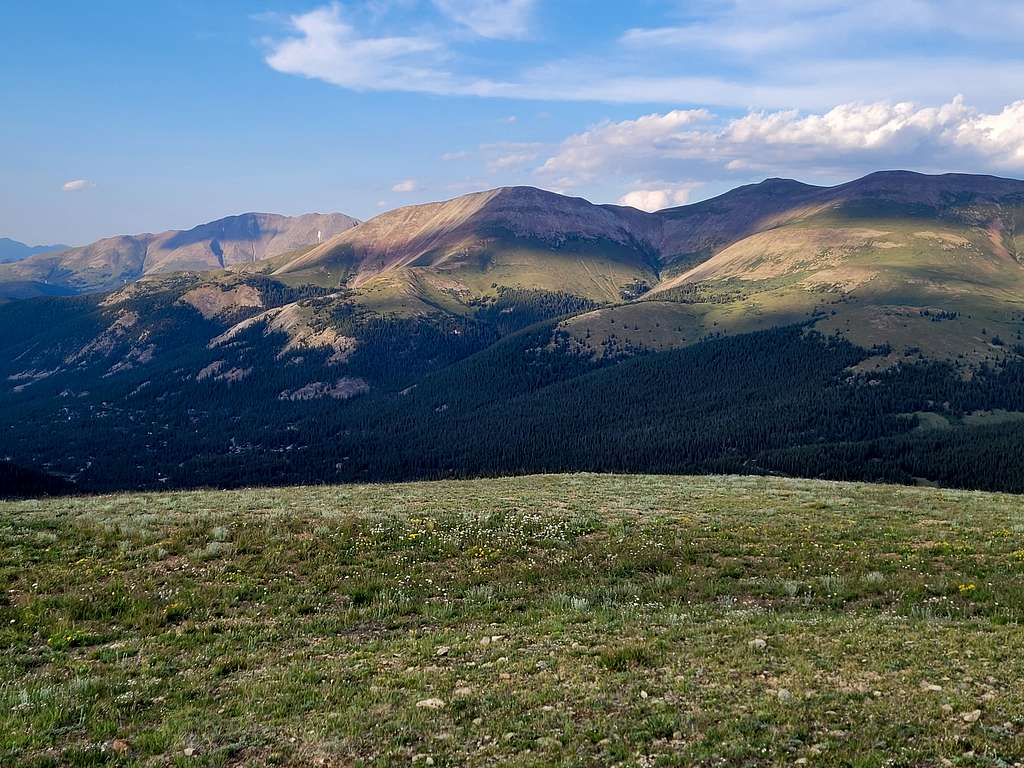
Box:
[958,583,976,594]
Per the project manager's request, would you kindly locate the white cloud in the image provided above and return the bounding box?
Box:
[265,3,504,96]
[441,150,470,161]
[62,179,92,192]
[488,152,538,172]
[480,141,543,173]
[951,102,1024,165]
[540,110,713,180]
[263,3,1024,109]
[618,185,697,212]
[392,178,418,192]
[540,97,1024,188]
[432,0,535,40]
[622,1,1024,56]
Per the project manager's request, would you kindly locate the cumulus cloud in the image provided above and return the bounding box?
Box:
[432,0,535,40]
[540,109,713,180]
[62,179,92,192]
[618,185,698,212]
[392,179,418,192]
[540,97,1024,188]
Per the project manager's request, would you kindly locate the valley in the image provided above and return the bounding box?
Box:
[3,171,1024,495]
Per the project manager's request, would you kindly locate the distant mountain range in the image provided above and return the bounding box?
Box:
[3,171,1024,496]
[0,212,359,301]
[0,238,70,264]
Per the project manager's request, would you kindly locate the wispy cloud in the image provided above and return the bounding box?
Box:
[264,4,498,96]
[62,179,93,192]
[623,0,1024,56]
[263,2,1024,109]
[432,0,535,40]
[480,141,543,173]
[488,152,538,173]
[258,3,1024,212]
[392,178,418,192]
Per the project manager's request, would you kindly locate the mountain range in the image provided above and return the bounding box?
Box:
[0,238,70,265]
[0,211,359,301]
[266,170,1024,367]
[3,170,1024,496]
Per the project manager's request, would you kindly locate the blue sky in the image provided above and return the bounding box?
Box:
[4,1,1024,245]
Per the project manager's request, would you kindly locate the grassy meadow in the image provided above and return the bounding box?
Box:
[2,474,1024,766]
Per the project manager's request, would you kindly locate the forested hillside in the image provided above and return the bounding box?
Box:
[3,171,1024,495]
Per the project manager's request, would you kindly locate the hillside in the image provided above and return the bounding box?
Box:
[2,474,1023,766]
[269,180,832,302]
[562,172,1024,366]
[0,212,359,300]
[264,173,1024,367]
[3,171,1024,494]
[273,186,662,304]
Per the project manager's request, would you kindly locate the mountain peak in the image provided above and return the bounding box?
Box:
[758,177,809,187]
[828,169,1024,204]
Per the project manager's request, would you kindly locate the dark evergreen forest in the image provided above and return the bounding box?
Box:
[3,286,1024,497]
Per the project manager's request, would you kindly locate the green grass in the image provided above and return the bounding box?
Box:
[560,212,1024,367]
[3,474,1024,766]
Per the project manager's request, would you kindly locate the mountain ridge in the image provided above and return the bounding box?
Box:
[0,238,70,264]
[5,170,1024,305]
[0,211,360,300]
[275,170,1024,290]
[5,170,1024,494]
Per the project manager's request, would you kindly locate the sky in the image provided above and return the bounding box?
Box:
[3,0,1024,245]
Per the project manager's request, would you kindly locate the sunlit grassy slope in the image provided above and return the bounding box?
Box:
[566,205,1024,366]
[3,474,1024,766]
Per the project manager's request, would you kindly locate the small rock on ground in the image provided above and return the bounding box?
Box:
[416,698,446,710]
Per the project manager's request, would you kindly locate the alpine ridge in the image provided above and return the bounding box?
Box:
[0,211,359,301]
[0,238,70,265]
[4,171,1024,495]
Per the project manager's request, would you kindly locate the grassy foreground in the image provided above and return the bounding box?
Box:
[2,474,1024,767]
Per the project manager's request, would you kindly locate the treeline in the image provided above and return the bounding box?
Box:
[472,287,600,335]
[757,423,1024,492]
[239,276,336,308]
[0,461,74,499]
